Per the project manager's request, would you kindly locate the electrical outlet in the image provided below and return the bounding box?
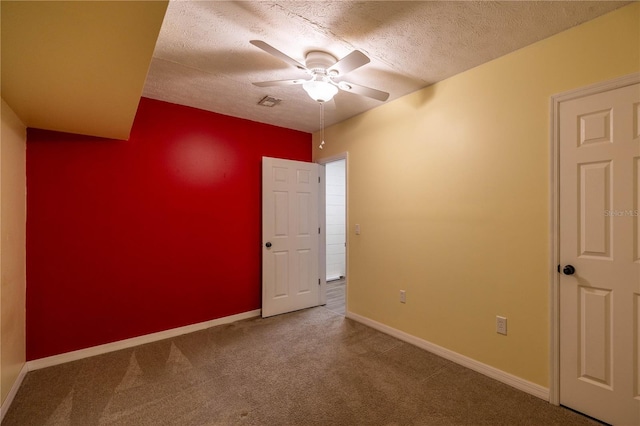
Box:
[496,316,507,335]
[400,290,406,304]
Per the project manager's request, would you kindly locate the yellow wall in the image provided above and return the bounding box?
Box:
[314,3,640,387]
[1,1,168,140]
[0,99,27,405]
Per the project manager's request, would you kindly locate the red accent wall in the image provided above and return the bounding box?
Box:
[26,97,311,360]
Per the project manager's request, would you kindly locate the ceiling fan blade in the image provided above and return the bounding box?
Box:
[252,79,306,87]
[250,40,308,71]
[338,81,389,102]
[327,50,370,76]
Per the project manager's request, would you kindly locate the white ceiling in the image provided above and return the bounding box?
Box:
[142,1,630,133]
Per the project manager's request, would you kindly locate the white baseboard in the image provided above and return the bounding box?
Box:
[0,362,28,423]
[27,309,261,371]
[346,310,549,401]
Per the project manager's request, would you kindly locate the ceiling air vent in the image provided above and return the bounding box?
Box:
[258,95,282,107]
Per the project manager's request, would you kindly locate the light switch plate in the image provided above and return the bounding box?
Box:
[496,316,507,335]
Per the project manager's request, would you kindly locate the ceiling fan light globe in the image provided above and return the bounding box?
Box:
[302,80,338,103]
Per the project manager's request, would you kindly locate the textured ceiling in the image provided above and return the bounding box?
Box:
[142,1,630,133]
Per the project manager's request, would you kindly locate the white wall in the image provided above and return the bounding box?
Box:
[325,159,346,280]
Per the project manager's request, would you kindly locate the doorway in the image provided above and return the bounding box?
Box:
[321,155,347,315]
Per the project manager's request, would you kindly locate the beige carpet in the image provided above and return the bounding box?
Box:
[324,278,346,315]
[3,307,601,426]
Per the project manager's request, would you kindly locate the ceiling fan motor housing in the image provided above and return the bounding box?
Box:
[305,51,337,75]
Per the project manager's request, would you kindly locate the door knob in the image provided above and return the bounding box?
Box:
[265,242,272,248]
[562,265,575,275]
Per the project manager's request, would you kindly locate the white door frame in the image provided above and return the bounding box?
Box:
[548,72,640,405]
[318,152,349,310]
[318,162,327,306]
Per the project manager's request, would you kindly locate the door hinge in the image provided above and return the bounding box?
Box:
[318,227,321,234]
[318,278,321,285]
[318,176,321,183]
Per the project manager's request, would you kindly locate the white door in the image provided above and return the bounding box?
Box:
[262,157,320,318]
[559,82,640,425]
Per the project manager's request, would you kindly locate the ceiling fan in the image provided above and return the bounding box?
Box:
[250,40,389,103]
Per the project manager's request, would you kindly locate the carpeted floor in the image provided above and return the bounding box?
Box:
[3,307,601,426]
[324,278,346,315]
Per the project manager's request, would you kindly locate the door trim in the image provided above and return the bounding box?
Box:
[318,163,326,306]
[317,152,349,311]
[548,72,640,405]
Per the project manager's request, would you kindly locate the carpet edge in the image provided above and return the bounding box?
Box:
[0,363,28,423]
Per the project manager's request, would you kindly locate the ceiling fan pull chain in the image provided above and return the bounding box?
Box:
[319,102,325,150]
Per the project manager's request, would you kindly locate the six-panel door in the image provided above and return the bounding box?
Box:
[262,157,320,318]
[559,83,640,425]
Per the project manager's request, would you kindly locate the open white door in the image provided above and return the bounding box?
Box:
[559,82,640,425]
[262,157,321,317]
